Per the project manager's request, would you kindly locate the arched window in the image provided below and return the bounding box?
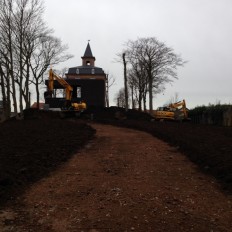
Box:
[77,87,81,98]
[91,68,95,74]
[76,68,79,74]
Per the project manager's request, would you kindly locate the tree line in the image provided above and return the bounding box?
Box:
[115,37,185,112]
[0,1,186,119]
[189,103,232,126]
[0,0,72,119]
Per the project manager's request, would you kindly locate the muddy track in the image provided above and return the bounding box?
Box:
[1,123,232,232]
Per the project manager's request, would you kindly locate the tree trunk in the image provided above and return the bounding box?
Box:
[138,89,143,111]
[36,79,40,109]
[25,60,30,109]
[122,53,128,111]
[143,90,147,112]
[148,75,153,112]
[10,67,17,114]
[105,74,109,107]
[0,67,6,105]
[0,70,7,119]
[8,25,18,114]
[19,29,24,114]
[131,86,134,109]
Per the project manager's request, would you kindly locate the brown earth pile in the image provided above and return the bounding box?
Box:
[1,107,232,210]
[0,107,232,231]
[0,110,95,208]
[92,107,232,193]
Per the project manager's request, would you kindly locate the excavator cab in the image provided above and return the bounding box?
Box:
[152,100,189,121]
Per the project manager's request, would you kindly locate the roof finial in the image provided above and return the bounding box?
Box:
[88,39,90,43]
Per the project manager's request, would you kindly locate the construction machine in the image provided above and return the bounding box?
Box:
[44,68,86,114]
[152,99,189,121]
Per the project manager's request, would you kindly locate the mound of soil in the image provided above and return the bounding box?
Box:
[92,107,232,192]
[0,109,95,208]
[0,106,232,210]
[85,106,153,121]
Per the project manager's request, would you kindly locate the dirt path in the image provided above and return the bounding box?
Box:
[1,123,232,232]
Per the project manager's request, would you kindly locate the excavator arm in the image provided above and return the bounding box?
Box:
[48,68,73,101]
[169,100,188,119]
[152,99,189,121]
[45,68,87,113]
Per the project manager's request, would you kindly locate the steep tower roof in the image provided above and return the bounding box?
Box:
[81,42,95,66]
[83,42,94,58]
[67,42,106,77]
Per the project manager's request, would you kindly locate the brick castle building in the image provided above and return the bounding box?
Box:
[45,43,106,108]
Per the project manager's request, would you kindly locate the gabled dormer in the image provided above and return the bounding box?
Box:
[82,42,95,66]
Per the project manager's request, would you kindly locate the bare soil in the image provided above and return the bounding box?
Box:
[0,108,232,231]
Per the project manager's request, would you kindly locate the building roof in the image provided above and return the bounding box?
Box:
[83,42,94,58]
[67,66,105,75]
[67,42,105,76]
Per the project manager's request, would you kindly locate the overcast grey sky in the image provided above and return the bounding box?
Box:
[43,0,232,109]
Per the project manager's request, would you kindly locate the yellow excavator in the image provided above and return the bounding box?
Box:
[152,99,189,121]
[44,68,86,113]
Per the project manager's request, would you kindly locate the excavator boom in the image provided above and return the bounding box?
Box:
[48,69,73,100]
[45,68,86,113]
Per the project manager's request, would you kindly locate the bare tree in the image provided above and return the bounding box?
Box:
[114,88,129,108]
[105,73,115,107]
[165,92,180,106]
[127,59,148,111]
[29,36,73,108]
[0,0,18,115]
[0,0,73,117]
[10,0,46,113]
[125,37,185,112]
[56,67,69,78]
[128,70,136,109]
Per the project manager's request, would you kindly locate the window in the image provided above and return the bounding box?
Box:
[76,68,79,74]
[86,61,90,65]
[91,68,95,74]
[77,87,81,98]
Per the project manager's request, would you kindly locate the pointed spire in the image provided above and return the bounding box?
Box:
[82,41,95,66]
[83,42,93,57]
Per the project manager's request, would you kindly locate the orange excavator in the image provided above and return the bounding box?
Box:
[152,99,189,121]
[44,68,86,113]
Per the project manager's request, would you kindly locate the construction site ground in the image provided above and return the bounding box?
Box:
[0,108,232,231]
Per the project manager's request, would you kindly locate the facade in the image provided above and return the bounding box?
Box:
[45,43,106,108]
